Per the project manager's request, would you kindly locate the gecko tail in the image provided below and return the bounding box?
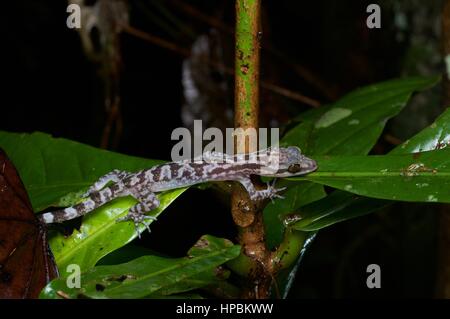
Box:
[39,187,115,224]
[39,202,91,224]
[39,197,103,224]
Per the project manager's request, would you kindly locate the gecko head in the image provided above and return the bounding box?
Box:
[259,146,317,178]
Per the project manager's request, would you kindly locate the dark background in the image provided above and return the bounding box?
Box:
[0,0,446,297]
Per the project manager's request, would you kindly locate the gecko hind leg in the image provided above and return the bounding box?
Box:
[116,190,160,238]
[83,169,130,197]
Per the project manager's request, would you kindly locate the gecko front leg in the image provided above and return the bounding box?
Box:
[84,169,130,196]
[116,187,160,236]
[238,177,286,201]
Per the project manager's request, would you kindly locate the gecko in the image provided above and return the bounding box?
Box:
[39,147,317,234]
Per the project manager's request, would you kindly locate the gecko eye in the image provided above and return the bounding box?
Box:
[288,164,302,173]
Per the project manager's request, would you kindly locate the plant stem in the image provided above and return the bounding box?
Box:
[232,0,272,299]
[234,0,261,128]
[270,229,307,272]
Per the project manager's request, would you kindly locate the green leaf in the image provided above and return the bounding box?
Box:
[97,245,162,266]
[289,192,390,231]
[147,236,237,298]
[49,189,185,272]
[282,76,440,155]
[391,107,450,155]
[265,77,439,247]
[264,182,325,249]
[289,107,450,231]
[40,235,241,299]
[270,82,439,295]
[0,131,187,271]
[294,149,450,203]
[0,131,163,211]
[277,231,316,298]
[187,234,236,257]
[264,77,439,240]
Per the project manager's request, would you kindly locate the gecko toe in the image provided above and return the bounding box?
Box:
[116,215,130,222]
[134,222,142,239]
[117,212,156,238]
[144,222,152,234]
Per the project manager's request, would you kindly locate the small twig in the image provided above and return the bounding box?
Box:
[123,25,191,56]
[169,0,335,100]
[148,0,197,40]
[123,25,320,107]
[169,0,234,34]
[261,82,320,108]
[101,96,123,149]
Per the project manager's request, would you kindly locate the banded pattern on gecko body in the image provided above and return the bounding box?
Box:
[39,147,317,234]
